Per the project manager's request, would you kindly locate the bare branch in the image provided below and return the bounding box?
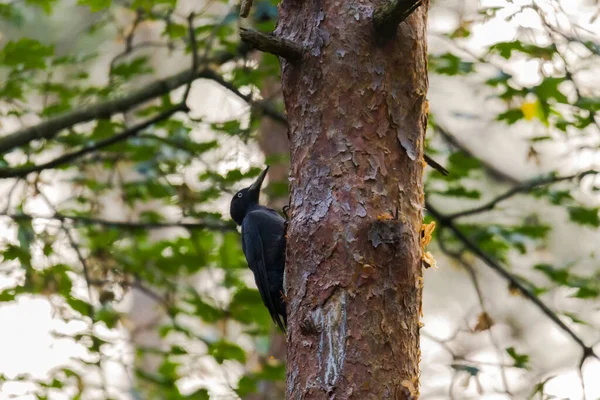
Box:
[1,212,236,232]
[426,200,598,360]
[446,170,597,220]
[437,233,512,395]
[0,105,186,179]
[239,28,303,61]
[373,0,423,44]
[432,123,520,185]
[183,12,199,103]
[35,185,95,316]
[424,153,448,176]
[0,49,239,155]
[201,69,288,125]
[240,0,253,18]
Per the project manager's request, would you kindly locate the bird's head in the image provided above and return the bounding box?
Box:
[229,166,269,225]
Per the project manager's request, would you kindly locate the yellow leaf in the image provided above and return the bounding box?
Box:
[521,101,538,121]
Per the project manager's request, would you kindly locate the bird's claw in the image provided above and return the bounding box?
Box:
[282,205,290,220]
[282,205,290,237]
[280,290,288,304]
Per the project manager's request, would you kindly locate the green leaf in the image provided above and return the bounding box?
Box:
[3,243,32,266]
[158,359,179,382]
[218,231,245,270]
[171,345,187,355]
[67,296,92,317]
[489,41,556,60]
[96,306,121,329]
[0,289,16,302]
[17,219,35,250]
[25,0,59,14]
[131,0,177,11]
[186,291,223,323]
[435,186,481,199]
[208,340,246,364]
[442,151,481,181]
[533,77,568,104]
[497,108,524,125]
[573,286,599,299]
[568,207,600,227]
[111,56,152,79]
[506,347,529,369]
[229,288,271,330]
[429,53,475,76]
[485,71,512,87]
[576,96,600,112]
[163,23,188,39]
[450,364,480,376]
[562,312,588,325]
[210,120,243,136]
[236,376,257,397]
[78,0,112,12]
[534,263,569,285]
[0,39,54,70]
[185,389,209,400]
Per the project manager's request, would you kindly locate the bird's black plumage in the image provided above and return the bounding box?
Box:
[230,167,287,331]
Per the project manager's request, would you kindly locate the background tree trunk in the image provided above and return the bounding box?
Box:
[278,1,428,398]
[247,75,289,400]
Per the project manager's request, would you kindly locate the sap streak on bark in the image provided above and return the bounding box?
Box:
[314,290,348,388]
[278,0,428,398]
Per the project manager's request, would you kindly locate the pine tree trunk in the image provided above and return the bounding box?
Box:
[277,1,428,398]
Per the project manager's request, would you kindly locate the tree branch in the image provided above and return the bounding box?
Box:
[202,69,288,125]
[239,28,303,61]
[0,105,186,179]
[240,0,253,18]
[0,49,239,155]
[446,170,597,220]
[424,153,449,176]
[0,66,291,180]
[182,12,199,103]
[432,123,520,185]
[426,201,597,360]
[373,0,423,43]
[1,212,236,231]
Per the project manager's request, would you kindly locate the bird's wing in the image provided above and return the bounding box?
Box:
[242,213,286,331]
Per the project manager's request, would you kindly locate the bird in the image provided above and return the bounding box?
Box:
[230,166,287,331]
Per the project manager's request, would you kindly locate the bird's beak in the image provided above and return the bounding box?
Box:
[249,166,269,194]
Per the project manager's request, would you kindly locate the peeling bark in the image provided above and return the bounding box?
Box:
[277,1,428,398]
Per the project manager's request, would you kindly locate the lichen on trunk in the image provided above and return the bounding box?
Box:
[277,1,428,398]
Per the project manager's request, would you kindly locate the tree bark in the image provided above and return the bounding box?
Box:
[277,1,428,398]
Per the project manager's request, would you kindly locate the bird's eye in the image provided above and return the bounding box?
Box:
[237,193,243,198]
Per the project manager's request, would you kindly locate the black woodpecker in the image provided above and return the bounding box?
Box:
[230,166,287,331]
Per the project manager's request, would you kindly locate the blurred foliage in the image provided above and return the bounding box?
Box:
[0,0,597,399]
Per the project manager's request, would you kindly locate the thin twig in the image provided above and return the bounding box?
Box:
[35,185,95,315]
[437,233,512,395]
[432,123,520,185]
[446,170,597,220]
[0,105,186,179]
[109,9,145,83]
[0,49,239,155]
[426,201,598,361]
[183,12,198,103]
[1,212,236,231]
